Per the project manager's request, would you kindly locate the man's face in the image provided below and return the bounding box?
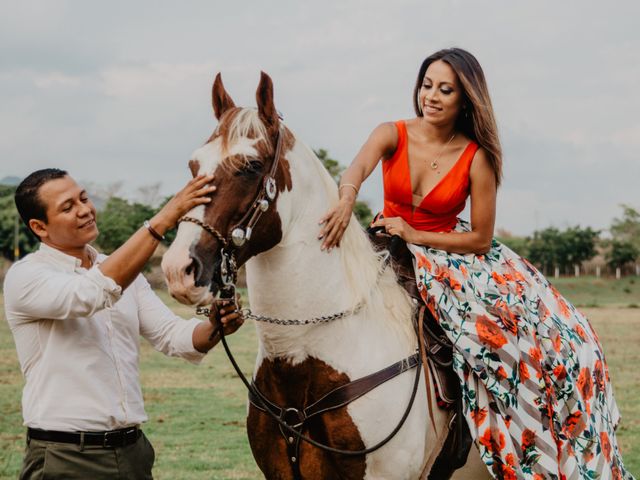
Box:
[30,175,99,250]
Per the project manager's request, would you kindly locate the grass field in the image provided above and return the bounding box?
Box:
[0,277,639,479]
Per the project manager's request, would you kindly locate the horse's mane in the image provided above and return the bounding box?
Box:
[305,142,417,347]
[217,108,271,172]
[222,108,416,346]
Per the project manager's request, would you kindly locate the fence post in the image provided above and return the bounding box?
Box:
[554,266,560,279]
[574,265,580,277]
[596,266,601,278]
[616,267,621,280]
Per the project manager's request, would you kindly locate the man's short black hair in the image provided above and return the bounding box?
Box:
[15,168,68,237]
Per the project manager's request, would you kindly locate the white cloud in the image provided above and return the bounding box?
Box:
[99,63,212,98]
[0,0,638,234]
[34,72,82,89]
[611,124,640,148]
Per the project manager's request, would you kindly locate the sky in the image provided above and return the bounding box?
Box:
[1,0,638,235]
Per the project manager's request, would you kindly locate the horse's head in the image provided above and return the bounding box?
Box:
[162,72,293,305]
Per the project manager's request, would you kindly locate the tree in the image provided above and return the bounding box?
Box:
[527,226,599,274]
[606,240,639,270]
[314,148,343,180]
[495,229,529,257]
[610,204,640,251]
[559,226,599,269]
[95,197,156,254]
[527,227,562,274]
[314,148,374,228]
[0,189,39,260]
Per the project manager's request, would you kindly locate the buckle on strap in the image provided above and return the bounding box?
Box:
[103,427,138,447]
[280,407,306,429]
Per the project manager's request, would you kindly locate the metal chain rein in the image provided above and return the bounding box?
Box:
[196,251,392,326]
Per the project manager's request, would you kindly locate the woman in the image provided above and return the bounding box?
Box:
[319,48,632,479]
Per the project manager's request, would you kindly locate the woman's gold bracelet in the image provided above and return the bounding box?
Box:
[339,183,359,196]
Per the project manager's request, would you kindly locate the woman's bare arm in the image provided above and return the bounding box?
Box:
[319,122,398,250]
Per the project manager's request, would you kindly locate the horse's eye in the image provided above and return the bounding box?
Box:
[236,159,264,176]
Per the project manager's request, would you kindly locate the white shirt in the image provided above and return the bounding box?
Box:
[3,243,205,432]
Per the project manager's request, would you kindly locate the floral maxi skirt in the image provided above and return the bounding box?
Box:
[408,223,634,480]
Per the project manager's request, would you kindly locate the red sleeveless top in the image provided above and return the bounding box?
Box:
[382,121,479,233]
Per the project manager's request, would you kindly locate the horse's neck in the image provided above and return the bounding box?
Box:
[245,140,415,368]
[246,140,353,320]
[245,188,356,360]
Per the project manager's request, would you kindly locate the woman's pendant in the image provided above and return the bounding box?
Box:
[430,161,438,170]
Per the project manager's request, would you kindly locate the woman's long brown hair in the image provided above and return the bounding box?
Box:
[413,48,503,186]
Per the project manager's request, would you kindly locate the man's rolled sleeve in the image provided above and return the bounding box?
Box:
[87,266,122,307]
[134,275,206,364]
[4,262,122,323]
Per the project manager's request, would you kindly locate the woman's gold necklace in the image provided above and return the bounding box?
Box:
[429,133,456,173]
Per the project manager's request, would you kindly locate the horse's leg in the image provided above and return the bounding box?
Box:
[450,444,491,480]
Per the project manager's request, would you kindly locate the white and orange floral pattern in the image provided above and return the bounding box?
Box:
[410,221,633,480]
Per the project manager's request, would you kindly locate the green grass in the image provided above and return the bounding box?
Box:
[140,291,261,479]
[0,292,262,480]
[550,275,640,308]
[1,283,639,478]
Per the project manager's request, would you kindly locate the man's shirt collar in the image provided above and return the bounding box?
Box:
[37,242,99,271]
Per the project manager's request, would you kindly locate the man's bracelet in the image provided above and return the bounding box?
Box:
[143,220,165,242]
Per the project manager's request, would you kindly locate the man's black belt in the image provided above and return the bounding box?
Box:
[27,426,141,448]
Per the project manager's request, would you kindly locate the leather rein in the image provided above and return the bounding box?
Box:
[179,124,422,473]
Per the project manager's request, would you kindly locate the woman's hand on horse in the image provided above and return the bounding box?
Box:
[370,216,417,243]
[153,174,216,232]
[318,196,354,251]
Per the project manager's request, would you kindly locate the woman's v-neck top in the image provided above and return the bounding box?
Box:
[382,120,479,232]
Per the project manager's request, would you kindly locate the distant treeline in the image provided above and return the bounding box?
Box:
[0,183,174,258]
[1,153,638,276]
[497,204,639,274]
[0,149,373,260]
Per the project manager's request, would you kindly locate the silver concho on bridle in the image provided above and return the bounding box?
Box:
[231,228,247,247]
[265,177,277,201]
[179,123,284,296]
[230,175,277,247]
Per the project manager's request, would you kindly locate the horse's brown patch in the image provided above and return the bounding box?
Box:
[212,72,236,120]
[188,159,200,177]
[247,357,366,480]
[188,115,294,290]
[205,107,241,147]
[223,124,293,267]
[251,125,294,191]
[256,71,279,135]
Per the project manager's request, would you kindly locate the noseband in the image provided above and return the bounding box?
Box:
[179,124,285,289]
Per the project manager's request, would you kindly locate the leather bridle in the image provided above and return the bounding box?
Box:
[179,124,285,291]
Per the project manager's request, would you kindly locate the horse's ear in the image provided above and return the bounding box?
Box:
[212,73,235,120]
[256,71,279,132]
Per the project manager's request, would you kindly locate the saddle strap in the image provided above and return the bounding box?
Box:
[418,305,438,438]
[305,353,420,418]
[249,352,421,421]
[248,352,420,479]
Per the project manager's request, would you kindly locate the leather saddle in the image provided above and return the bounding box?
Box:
[367,228,472,479]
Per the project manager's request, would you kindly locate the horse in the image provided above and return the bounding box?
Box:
[161,72,490,480]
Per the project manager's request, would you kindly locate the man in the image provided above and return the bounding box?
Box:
[3,168,242,479]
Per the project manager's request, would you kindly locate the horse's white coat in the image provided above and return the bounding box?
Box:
[162,109,487,479]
